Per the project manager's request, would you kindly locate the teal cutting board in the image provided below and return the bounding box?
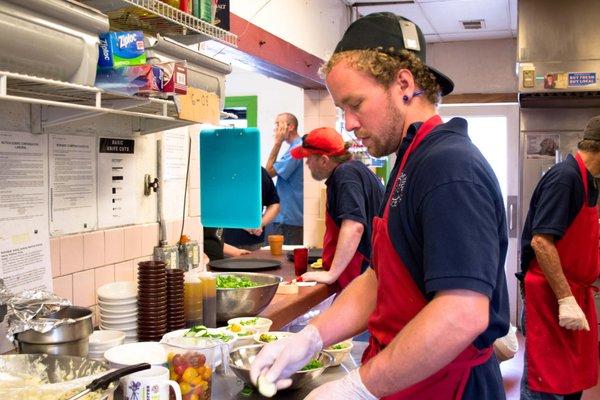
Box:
[200,128,262,228]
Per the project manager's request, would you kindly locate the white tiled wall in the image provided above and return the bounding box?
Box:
[51,130,203,328]
[50,92,335,326]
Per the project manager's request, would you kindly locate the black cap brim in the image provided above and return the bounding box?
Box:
[428,66,454,97]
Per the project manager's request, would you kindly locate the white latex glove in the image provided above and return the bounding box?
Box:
[558,296,590,331]
[493,324,519,362]
[304,368,378,400]
[301,271,337,285]
[250,324,323,391]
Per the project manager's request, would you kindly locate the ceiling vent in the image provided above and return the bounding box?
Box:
[461,19,485,30]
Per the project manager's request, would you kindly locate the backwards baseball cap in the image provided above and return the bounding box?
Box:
[291,127,346,159]
[333,12,454,96]
[583,115,600,141]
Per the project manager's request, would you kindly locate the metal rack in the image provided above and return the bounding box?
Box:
[0,71,189,134]
[81,0,237,47]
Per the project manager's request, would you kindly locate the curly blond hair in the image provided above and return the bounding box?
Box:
[320,49,441,105]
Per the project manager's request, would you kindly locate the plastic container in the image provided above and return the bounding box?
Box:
[163,336,224,400]
[199,272,216,328]
[184,270,203,327]
[268,235,284,256]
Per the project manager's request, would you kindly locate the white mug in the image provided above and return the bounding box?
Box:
[121,366,182,400]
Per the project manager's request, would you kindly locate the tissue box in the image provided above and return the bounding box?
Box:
[160,61,188,94]
[98,31,146,69]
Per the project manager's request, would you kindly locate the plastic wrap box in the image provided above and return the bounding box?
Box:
[95,65,164,96]
[0,0,109,86]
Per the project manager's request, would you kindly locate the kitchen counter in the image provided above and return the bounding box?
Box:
[211,250,339,330]
[212,341,367,399]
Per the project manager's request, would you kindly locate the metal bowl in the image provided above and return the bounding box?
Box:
[15,306,93,357]
[0,354,117,399]
[215,272,283,322]
[229,344,333,389]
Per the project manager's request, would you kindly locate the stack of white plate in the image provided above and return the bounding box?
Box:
[97,281,138,343]
[88,330,126,361]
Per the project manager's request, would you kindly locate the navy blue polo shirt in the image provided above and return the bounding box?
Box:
[325,160,385,268]
[382,117,510,399]
[520,154,598,272]
[223,167,280,246]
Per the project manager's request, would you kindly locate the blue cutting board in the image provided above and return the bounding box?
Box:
[200,128,262,228]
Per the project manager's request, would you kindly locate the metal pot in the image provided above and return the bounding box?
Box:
[15,306,93,357]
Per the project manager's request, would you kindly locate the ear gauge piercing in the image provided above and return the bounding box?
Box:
[403,90,425,104]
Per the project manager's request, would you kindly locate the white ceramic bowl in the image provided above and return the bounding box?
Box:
[100,320,137,330]
[97,281,137,301]
[323,340,354,366]
[162,327,238,346]
[98,304,138,318]
[227,317,272,334]
[103,342,167,369]
[97,299,137,312]
[89,330,126,351]
[99,314,137,324]
[222,324,257,347]
[253,331,292,345]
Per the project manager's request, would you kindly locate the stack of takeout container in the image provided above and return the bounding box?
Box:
[166,268,185,332]
[137,261,168,341]
[97,281,138,343]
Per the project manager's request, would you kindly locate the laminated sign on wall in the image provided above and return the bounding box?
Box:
[98,137,137,228]
[0,131,53,353]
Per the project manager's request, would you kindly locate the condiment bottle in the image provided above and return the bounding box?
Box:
[199,271,216,328]
[183,270,203,327]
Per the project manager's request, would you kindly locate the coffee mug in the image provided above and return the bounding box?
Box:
[121,365,182,400]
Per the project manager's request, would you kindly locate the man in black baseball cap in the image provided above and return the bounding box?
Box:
[251,12,510,400]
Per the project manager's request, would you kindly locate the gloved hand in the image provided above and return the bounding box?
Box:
[304,368,378,400]
[493,324,518,362]
[558,296,590,330]
[301,271,337,285]
[250,324,323,390]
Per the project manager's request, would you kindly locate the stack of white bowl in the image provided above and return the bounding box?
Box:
[88,330,126,361]
[97,281,138,343]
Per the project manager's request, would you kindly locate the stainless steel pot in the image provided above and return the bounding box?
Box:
[16,306,93,357]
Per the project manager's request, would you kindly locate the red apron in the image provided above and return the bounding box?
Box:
[362,115,493,400]
[322,212,366,289]
[524,152,600,394]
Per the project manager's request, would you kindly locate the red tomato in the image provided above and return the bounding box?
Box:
[172,354,186,367]
[174,363,187,376]
[187,353,206,368]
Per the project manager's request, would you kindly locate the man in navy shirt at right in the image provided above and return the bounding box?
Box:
[250,12,509,400]
[519,116,600,399]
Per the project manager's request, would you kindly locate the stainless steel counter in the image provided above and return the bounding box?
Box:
[212,341,368,399]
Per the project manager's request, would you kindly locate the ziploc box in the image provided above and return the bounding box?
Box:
[95,65,163,96]
[98,31,146,69]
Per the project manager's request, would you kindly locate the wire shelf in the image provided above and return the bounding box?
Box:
[82,0,237,47]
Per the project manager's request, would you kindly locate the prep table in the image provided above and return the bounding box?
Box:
[212,250,339,330]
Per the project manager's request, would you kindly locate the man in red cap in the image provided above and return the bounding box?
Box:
[251,12,509,399]
[290,127,384,288]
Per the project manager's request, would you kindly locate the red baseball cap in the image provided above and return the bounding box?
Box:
[291,127,346,159]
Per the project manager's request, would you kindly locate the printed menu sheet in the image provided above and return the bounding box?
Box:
[49,134,97,235]
[0,131,53,353]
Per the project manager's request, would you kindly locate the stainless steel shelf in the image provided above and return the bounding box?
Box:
[0,71,189,134]
[80,0,237,47]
